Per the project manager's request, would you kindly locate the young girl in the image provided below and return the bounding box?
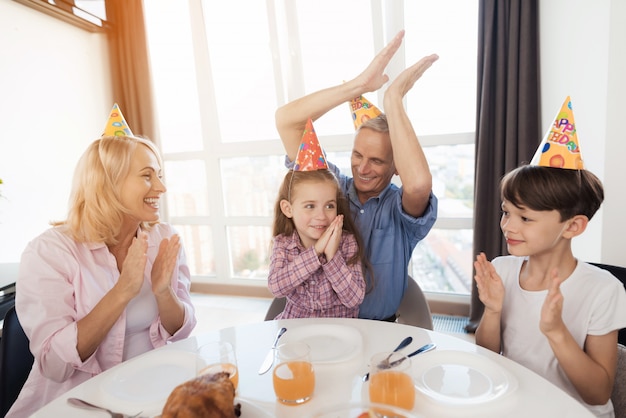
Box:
[474,164,626,417]
[268,169,367,319]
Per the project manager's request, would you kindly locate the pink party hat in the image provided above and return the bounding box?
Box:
[349,94,382,130]
[102,103,134,137]
[294,118,328,171]
[530,96,584,169]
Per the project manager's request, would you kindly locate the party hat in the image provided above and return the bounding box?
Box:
[530,96,584,169]
[102,103,134,137]
[293,118,328,171]
[349,94,382,130]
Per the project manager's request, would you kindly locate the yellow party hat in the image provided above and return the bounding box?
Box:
[102,103,134,137]
[530,96,584,169]
[349,94,382,130]
[294,118,328,171]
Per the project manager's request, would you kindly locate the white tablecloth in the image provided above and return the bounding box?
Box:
[32,317,593,417]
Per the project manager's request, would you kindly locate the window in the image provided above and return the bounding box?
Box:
[13,0,106,31]
[144,0,478,295]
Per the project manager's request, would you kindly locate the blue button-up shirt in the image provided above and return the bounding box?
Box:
[286,157,438,319]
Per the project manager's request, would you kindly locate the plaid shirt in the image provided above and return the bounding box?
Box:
[268,231,365,319]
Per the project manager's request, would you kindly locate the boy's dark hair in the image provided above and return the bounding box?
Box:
[501,165,604,221]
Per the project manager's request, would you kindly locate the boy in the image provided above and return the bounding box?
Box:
[474,98,626,417]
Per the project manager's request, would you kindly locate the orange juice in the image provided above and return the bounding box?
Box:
[272,361,315,404]
[369,370,415,410]
[198,362,239,389]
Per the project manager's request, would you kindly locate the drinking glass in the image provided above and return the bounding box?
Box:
[368,351,416,412]
[272,342,315,405]
[196,341,239,390]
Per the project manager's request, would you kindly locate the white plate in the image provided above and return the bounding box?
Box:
[280,323,363,363]
[412,350,518,405]
[99,349,196,416]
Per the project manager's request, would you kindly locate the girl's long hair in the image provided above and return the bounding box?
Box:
[272,169,369,272]
[53,135,162,245]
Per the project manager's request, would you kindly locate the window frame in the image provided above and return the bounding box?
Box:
[150,0,475,308]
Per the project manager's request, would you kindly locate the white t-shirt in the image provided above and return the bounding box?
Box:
[494,256,626,418]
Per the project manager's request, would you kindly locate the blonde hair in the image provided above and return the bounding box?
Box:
[54,135,163,245]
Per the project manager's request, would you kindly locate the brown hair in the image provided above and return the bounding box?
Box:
[272,169,367,269]
[501,165,604,221]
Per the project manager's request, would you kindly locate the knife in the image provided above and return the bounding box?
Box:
[258,327,287,375]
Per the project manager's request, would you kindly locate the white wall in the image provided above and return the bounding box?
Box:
[0,0,112,286]
[539,0,625,265]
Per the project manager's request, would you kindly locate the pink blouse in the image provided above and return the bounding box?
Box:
[7,223,196,417]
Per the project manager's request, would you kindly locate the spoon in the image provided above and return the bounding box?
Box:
[383,336,413,364]
[67,397,143,418]
[387,342,437,368]
[362,336,413,382]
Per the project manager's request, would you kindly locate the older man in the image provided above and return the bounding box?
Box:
[275,30,438,320]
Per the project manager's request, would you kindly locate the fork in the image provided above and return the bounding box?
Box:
[362,342,436,381]
[67,397,143,418]
[361,336,412,382]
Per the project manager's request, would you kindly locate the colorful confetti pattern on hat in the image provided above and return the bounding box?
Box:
[530,96,584,170]
[294,118,328,171]
[349,94,382,130]
[102,103,134,137]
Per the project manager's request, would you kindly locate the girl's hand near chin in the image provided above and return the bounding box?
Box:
[324,215,344,261]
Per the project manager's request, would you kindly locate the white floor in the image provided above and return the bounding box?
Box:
[189,293,475,343]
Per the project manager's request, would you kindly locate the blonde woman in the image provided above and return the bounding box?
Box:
[8,135,196,417]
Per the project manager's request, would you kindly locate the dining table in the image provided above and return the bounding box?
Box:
[31,317,594,418]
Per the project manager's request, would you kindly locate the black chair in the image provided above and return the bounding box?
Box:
[0,306,34,417]
[589,262,626,346]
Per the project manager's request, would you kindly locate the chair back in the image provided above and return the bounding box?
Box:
[0,306,34,417]
[612,343,626,417]
[396,276,434,330]
[589,262,626,346]
[265,276,434,328]
[264,297,286,321]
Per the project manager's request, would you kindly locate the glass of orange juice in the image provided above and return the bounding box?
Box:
[272,342,315,405]
[368,351,415,411]
[196,341,239,390]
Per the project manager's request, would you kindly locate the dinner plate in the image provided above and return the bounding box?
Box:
[99,349,196,416]
[280,323,363,363]
[412,350,518,405]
